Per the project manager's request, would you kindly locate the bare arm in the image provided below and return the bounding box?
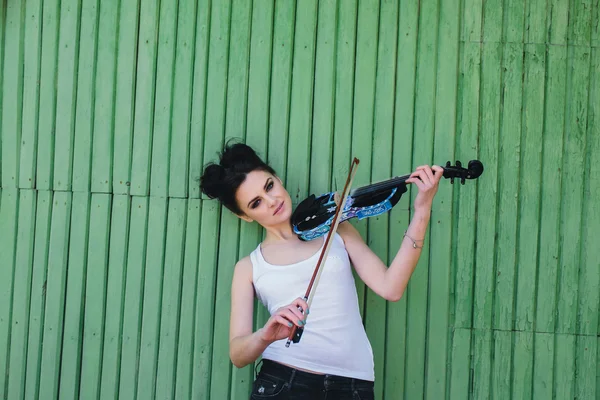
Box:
[229,257,308,368]
[229,257,267,368]
[338,165,443,302]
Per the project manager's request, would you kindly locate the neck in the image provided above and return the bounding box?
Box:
[263,220,298,243]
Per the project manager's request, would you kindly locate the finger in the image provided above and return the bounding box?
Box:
[432,165,444,182]
[274,315,294,328]
[291,297,309,314]
[406,176,426,191]
[413,170,431,186]
[278,308,304,326]
[286,305,306,322]
[421,165,435,184]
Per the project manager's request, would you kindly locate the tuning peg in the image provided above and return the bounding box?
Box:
[446,161,451,168]
[461,177,466,185]
[451,177,455,184]
[456,160,462,168]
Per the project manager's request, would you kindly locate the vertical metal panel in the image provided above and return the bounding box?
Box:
[242,4,276,393]
[36,0,61,190]
[99,194,131,399]
[266,0,295,185]
[383,0,417,393]
[0,189,18,399]
[227,1,255,397]
[0,4,4,185]
[426,0,461,394]
[533,333,554,399]
[91,1,119,194]
[20,0,43,189]
[1,2,24,189]
[557,46,590,335]
[308,0,337,196]
[515,44,545,333]
[582,49,600,337]
[24,190,52,400]
[118,196,149,400]
[72,0,100,193]
[209,211,240,400]
[448,328,471,400]
[130,0,160,196]
[58,192,90,399]
[188,0,212,200]
[136,197,168,399]
[536,45,567,334]
[405,0,440,395]
[193,201,220,399]
[38,192,72,398]
[286,0,318,207]
[174,199,202,399]
[168,0,198,198]
[155,199,187,399]
[53,0,81,192]
[79,194,112,399]
[201,0,232,184]
[150,0,179,197]
[351,0,379,341]
[112,0,141,195]
[368,1,395,398]
[453,1,482,331]
[511,332,534,400]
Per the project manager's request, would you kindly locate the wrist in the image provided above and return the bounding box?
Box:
[412,207,431,221]
[256,327,274,347]
[256,328,269,344]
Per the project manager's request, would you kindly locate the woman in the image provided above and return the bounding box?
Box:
[200,141,443,399]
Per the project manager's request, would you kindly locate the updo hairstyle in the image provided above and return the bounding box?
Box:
[200,140,277,215]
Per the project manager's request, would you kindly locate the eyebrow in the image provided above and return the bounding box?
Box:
[247,178,272,208]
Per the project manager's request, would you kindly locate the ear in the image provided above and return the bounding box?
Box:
[239,213,253,223]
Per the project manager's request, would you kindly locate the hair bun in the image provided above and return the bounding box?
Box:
[199,163,226,199]
[220,142,261,170]
[199,140,276,214]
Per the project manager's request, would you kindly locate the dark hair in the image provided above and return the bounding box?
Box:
[200,140,276,215]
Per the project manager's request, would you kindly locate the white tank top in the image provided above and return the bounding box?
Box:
[250,233,375,381]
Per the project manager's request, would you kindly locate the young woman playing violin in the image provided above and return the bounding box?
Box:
[200,142,443,400]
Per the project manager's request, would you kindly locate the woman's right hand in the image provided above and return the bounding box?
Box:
[258,297,309,343]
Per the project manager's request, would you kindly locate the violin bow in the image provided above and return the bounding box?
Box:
[285,157,360,347]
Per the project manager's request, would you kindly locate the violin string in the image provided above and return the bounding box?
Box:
[350,174,412,197]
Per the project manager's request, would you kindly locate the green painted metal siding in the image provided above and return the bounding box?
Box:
[1,0,598,399]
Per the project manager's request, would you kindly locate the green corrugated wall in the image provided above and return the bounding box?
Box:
[1,0,599,399]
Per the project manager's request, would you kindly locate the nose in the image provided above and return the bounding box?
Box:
[265,194,277,207]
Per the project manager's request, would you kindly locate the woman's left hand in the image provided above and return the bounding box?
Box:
[405,165,444,213]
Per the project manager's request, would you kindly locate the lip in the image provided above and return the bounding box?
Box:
[273,202,284,216]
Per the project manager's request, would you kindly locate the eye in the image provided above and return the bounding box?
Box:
[251,199,261,209]
[266,181,274,190]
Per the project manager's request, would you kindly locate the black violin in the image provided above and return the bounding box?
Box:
[291,160,484,241]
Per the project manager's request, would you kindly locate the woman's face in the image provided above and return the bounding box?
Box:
[235,169,293,225]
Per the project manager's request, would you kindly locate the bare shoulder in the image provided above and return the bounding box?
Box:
[233,255,253,282]
[337,221,364,244]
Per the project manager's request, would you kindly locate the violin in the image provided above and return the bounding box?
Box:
[285,158,483,347]
[291,160,484,241]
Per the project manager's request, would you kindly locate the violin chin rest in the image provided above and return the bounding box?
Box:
[291,194,317,224]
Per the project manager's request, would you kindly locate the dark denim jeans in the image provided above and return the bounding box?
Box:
[249,359,374,400]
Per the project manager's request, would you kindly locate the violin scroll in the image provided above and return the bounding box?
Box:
[443,160,484,185]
